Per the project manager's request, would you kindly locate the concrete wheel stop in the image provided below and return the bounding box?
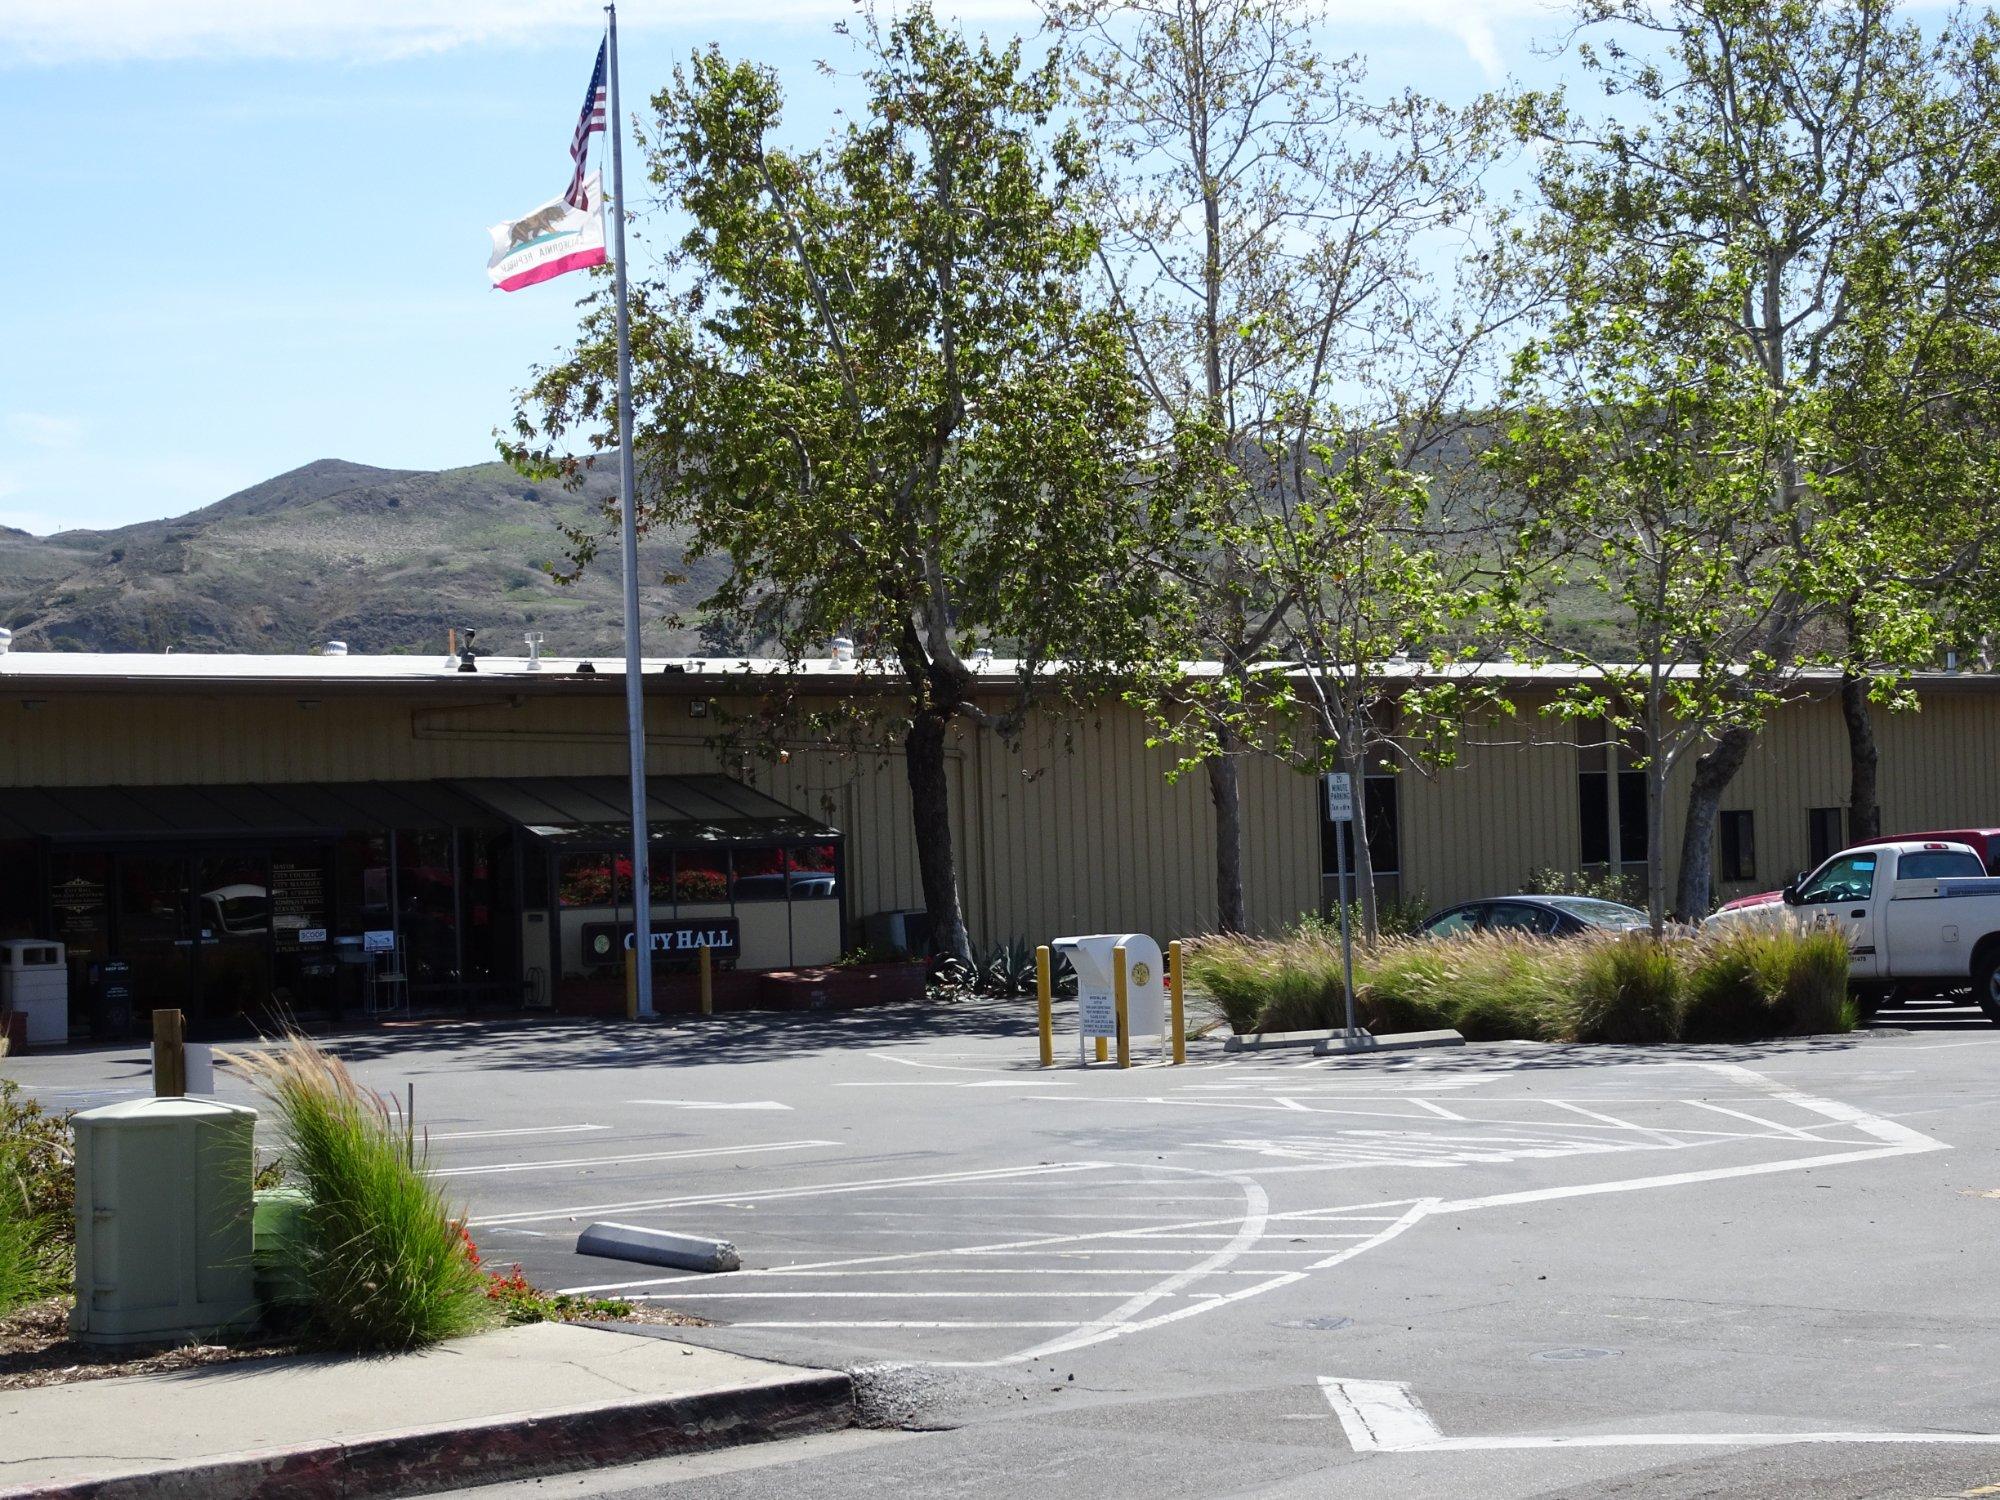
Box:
[578,1221,742,1272]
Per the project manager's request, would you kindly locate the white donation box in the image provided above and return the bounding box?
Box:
[1052,933,1166,1042]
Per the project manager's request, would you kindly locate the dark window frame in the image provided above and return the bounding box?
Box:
[1718,810,1756,883]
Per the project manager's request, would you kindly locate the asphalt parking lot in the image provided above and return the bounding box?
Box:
[15,996,2000,1499]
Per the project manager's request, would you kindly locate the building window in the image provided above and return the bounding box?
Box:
[1808,807,1846,868]
[1718,810,1756,882]
[557,853,614,908]
[732,847,789,902]
[673,851,730,906]
[1320,775,1400,877]
[788,844,838,899]
[1576,720,1648,867]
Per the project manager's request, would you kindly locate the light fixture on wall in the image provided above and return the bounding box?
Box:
[689,699,709,719]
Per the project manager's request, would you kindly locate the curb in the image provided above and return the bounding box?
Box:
[1314,1028,1465,1056]
[2,1365,856,1500]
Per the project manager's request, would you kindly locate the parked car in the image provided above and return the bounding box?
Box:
[1417,894,1649,940]
[1703,840,2000,1020]
[1714,827,2000,914]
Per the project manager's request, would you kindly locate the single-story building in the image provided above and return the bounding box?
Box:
[0,645,1991,1036]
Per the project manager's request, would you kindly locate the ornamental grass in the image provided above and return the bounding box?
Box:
[1185,924,1853,1045]
[226,1034,492,1352]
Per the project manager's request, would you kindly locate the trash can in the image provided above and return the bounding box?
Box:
[1052,933,1166,1042]
[88,959,133,1042]
[0,939,68,1048]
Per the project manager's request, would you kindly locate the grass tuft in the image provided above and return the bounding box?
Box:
[0,1042,73,1317]
[227,1035,493,1352]
[1182,923,1853,1045]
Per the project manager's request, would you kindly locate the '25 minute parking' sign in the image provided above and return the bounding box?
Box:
[1323,771,1353,823]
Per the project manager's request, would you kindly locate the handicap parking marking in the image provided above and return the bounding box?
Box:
[524,1061,1949,1375]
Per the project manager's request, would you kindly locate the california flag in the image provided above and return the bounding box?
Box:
[486,173,606,292]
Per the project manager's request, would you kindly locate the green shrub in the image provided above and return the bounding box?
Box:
[1682,928,1787,1041]
[230,1036,493,1352]
[1778,927,1854,1035]
[1185,932,1349,1034]
[1352,940,1461,1033]
[0,1057,73,1316]
[1521,866,1642,905]
[1570,934,1684,1043]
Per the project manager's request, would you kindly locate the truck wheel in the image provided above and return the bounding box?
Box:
[1976,953,2000,1026]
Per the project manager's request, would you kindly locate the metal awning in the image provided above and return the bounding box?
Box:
[450,775,840,848]
[0,775,837,849]
[0,780,504,844]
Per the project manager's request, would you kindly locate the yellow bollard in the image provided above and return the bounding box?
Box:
[624,948,639,1021]
[1169,939,1186,1065]
[1035,945,1054,1067]
[1113,943,1131,1069]
[699,944,714,1016]
[1095,1035,1108,1064]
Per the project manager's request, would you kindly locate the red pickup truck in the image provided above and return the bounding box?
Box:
[1717,828,2000,913]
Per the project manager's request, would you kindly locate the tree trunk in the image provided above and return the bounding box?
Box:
[1206,742,1247,934]
[904,708,973,965]
[1840,668,1882,844]
[1673,724,1758,922]
[1645,760,1668,938]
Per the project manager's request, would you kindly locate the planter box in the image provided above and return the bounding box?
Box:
[758,961,927,1011]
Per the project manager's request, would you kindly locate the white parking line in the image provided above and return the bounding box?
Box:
[491,1160,1113,1231]
[1320,1375,2000,1451]
[429,1124,610,1141]
[436,1139,839,1178]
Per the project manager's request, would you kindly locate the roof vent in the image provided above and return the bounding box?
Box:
[970,646,993,669]
[323,640,348,657]
[524,631,544,672]
[830,636,855,668]
[457,627,479,674]
[576,661,597,674]
[0,627,11,656]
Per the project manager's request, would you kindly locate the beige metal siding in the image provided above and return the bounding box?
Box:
[8,677,2000,942]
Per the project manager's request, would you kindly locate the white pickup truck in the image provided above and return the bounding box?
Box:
[1705,840,2000,1022]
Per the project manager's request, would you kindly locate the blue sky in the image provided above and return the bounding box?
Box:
[0,2,1572,535]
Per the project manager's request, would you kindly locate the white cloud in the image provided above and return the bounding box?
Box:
[3,413,83,450]
[0,0,1039,66]
[1324,0,1564,80]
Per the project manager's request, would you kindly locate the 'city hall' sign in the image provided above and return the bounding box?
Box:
[583,919,740,968]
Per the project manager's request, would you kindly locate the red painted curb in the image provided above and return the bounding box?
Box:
[2,1369,856,1500]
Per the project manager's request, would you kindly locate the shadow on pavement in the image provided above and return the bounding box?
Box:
[314,997,1043,1072]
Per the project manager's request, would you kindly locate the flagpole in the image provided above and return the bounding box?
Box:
[605,1,655,1020]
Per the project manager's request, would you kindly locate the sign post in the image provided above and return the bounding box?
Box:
[1325,771,1358,1042]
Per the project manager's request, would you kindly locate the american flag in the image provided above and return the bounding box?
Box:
[564,39,608,211]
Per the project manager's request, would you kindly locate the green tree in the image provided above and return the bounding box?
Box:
[508,7,1160,963]
[1498,270,1801,933]
[1520,0,2000,912]
[1057,0,1506,931]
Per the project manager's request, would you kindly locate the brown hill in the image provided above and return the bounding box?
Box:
[0,459,719,656]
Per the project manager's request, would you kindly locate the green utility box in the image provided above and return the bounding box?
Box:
[70,1096,260,1346]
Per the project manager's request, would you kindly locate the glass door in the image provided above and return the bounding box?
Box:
[117,855,197,1024]
[195,852,271,1035]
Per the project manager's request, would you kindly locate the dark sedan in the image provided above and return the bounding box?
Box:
[1417,894,1649,940]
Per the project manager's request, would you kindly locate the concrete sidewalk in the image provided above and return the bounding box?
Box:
[0,1321,855,1499]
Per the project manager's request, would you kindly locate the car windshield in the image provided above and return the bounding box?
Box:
[1539,897,1645,926]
